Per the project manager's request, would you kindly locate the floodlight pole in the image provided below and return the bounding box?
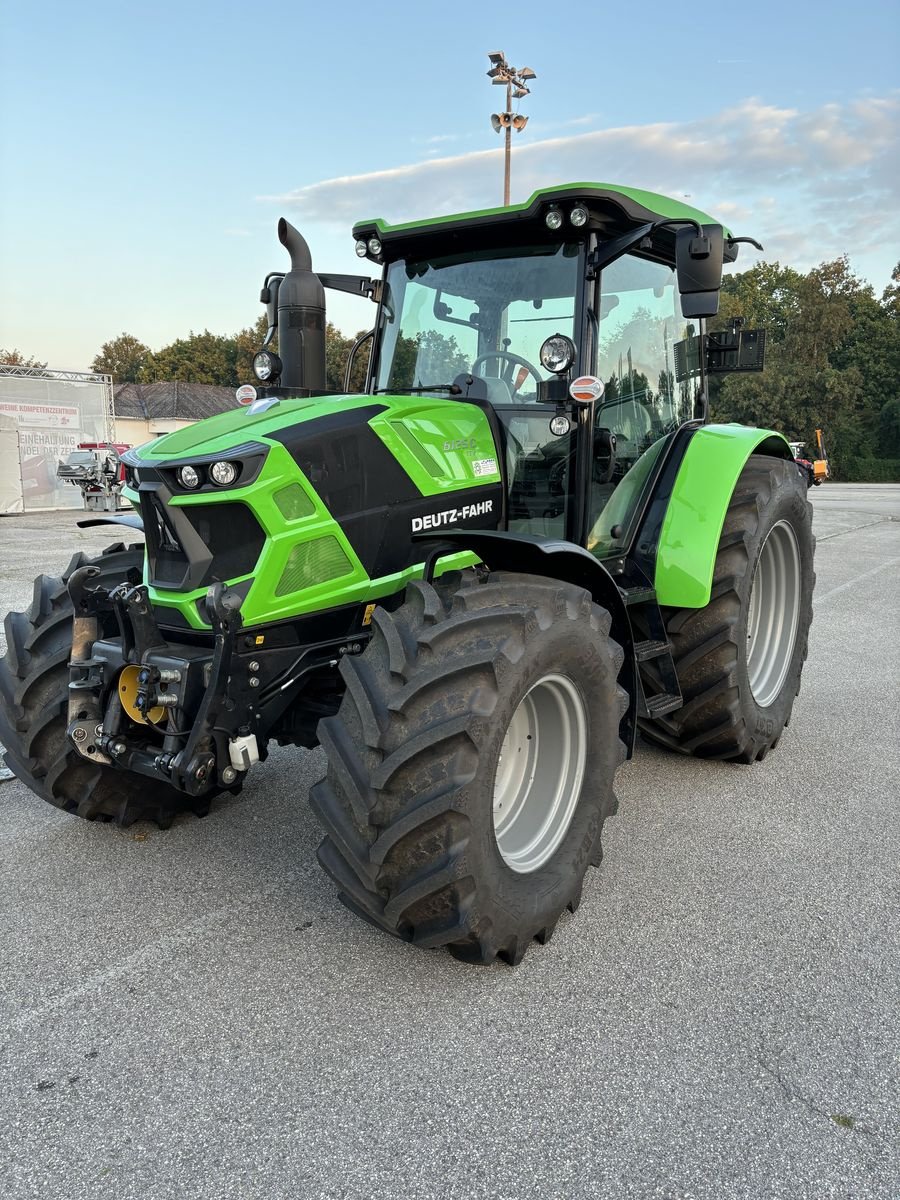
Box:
[487,52,535,207]
[503,78,512,206]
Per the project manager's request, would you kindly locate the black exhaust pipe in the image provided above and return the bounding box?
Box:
[276,217,326,391]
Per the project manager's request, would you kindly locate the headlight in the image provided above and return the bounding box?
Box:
[367,236,383,256]
[549,414,571,436]
[544,206,563,232]
[355,239,368,257]
[177,464,201,489]
[540,334,576,374]
[569,204,589,227]
[209,461,238,487]
[252,350,282,381]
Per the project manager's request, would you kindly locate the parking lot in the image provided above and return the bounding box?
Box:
[0,483,898,1199]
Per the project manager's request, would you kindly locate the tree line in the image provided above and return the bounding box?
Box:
[82,315,370,394]
[710,258,900,480]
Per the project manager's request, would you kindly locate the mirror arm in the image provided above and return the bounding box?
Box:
[588,217,705,278]
[318,273,382,303]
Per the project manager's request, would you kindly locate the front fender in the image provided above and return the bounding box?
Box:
[654,424,793,608]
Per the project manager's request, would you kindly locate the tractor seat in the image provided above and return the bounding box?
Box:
[477,375,514,406]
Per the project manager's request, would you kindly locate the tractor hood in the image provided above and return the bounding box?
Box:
[121,394,502,632]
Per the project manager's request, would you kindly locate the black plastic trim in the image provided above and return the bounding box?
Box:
[77,514,145,531]
[122,442,269,496]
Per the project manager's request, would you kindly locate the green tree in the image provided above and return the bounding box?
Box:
[0,348,47,369]
[142,330,238,386]
[324,322,352,391]
[91,332,151,382]
[879,399,900,456]
[712,258,878,469]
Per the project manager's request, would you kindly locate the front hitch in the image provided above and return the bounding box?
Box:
[66,564,113,764]
[66,573,249,797]
[168,583,245,796]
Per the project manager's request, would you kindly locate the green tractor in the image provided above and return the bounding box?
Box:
[0,184,814,965]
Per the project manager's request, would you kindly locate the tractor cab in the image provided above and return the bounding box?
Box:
[344,184,762,559]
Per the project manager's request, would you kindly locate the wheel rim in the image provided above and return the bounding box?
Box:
[492,673,587,874]
[746,519,801,708]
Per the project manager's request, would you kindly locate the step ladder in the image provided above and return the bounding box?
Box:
[618,571,683,720]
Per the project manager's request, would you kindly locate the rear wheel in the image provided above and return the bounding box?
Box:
[639,456,814,762]
[0,543,216,827]
[310,571,627,965]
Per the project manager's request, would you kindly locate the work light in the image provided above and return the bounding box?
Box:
[544,207,563,232]
[253,350,282,382]
[540,334,576,374]
[355,239,368,257]
[367,237,383,256]
[569,205,589,227]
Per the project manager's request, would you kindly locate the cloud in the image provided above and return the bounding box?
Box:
[262,94,900,280]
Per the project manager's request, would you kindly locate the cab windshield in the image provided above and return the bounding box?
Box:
[374,243,581,402]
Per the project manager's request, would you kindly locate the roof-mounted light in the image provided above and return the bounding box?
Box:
[544,206,563,232]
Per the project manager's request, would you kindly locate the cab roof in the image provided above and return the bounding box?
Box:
[352,182,729,264]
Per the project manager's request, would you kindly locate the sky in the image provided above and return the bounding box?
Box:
[1,0,897,373]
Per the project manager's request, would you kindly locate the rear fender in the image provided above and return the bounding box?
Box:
[423,529,638,755]
[654,424,794,609]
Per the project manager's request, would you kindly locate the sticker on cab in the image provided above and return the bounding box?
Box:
[472,458,498,477]
[236,384,258,406]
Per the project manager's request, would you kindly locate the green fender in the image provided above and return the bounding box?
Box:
[654,424,793,608]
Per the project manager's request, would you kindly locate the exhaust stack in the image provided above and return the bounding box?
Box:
[276,218,326,391]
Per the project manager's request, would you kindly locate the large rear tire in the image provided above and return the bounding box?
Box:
[639,457,814,762]
[310,571,627,965]
[0,543,216,827]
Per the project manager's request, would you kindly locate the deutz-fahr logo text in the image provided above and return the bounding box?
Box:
[411,499,493,532]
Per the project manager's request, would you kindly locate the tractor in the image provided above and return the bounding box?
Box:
[0,184,815,965]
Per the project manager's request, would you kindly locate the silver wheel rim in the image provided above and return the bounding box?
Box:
[492,673,588,874]
[746,519,801,708]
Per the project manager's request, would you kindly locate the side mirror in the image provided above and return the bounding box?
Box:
[676,223,725,318]
[259,273,283,347]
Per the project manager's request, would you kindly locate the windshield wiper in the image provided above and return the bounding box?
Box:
[374,383,462,395]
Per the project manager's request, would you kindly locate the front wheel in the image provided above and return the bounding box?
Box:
[640,456,815,762]
[0,543,219,826]
[310,571,628,965]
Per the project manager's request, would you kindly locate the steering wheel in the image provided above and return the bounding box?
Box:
[471,350,543,396]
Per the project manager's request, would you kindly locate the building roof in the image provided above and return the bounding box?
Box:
[114,382,236,422]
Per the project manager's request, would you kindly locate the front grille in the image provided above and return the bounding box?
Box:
[143,491,265,591]
[183,502,265,582]
[143,492,190,586]
[275,536,353,597]
[273,483,316,521]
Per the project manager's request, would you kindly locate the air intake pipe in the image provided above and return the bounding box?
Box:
[276,217,326,391]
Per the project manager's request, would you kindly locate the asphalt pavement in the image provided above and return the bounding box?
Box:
[0,484,898,1200]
